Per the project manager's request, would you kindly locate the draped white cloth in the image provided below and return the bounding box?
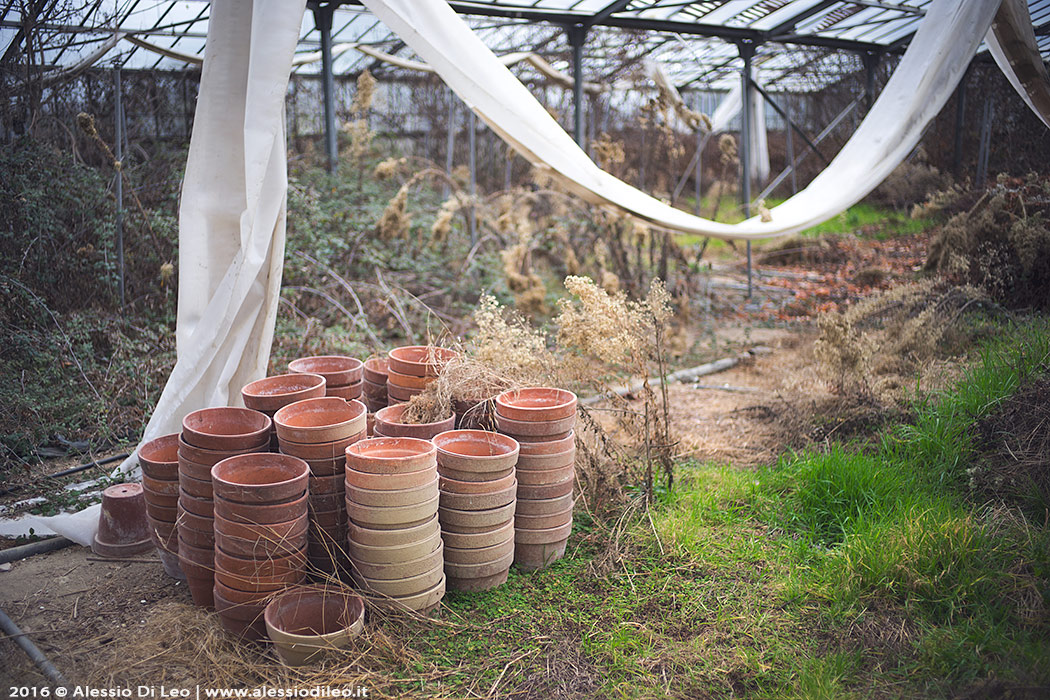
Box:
[988,0,1050,128]
[362,0,1001,239]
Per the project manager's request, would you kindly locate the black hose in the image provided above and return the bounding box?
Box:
[0,537,75,565]
[0,453,130,497]
[0,606,68,685]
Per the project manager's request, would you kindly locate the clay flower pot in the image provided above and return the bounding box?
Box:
[438,481,517,511]
[242,373,327,412]
[363,377,387,398]
[93,483,152,557]
[515,504,573,530]
[517,432,575,456]
[214,547,307,581]
[517,477,574,501]
[310,472,344,495]
[516,493,574,516]
[138,433,180,480]
[178,472,213,499]
[386,384,423,403]
[516,449,576,472]
[363,357,389,384]
[177,437,265,467]
[349,541,443,580]
[178,489,214,518]
[374,575,445,614]
[345,437,437,475]
[216,523,308,559]
[440,519,514,550]
[326,382,363,400]
[444,536,513,565]
[385,368,434,391]
[274,397,367,443]
[387,345,458,377]
[495,388,577,422]
[212,453,309,504]
[180,522,215,549]
[345,464,435,491]
[214,563,305,593]
[433,430,519,474]
[214,493,308,525]
[289,355,363,387]
[354,565,444,598]
[157,548,185,580]
[444,550,514,585]
[516,463,574,486]
[264,587,365,666]
[514,538,570,572]
[438,466,514,483]
[439,501,516,529]
[147,516,178,549]
[348,514,439,548]
[347,528,442,564]
[439,471,516,495]
[447,568,509,593]
[309,490,346,512]
[345,477,439,508]
[303,456,348,477]
[214,587,269,641]
[278,433,362,461]
[495,413,576,439]
[374,404,455,440]
[182,407,272,451]
[143,487,179,509]
[345,494,439,529]
[515,520,572,545]
[142,474,179,497]
[177,505,214,533]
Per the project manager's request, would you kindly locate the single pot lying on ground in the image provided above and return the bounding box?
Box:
[264,586,365,666]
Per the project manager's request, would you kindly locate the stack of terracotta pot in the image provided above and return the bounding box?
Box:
[178,407,272,607]
[362,358,389,419]
[242,373,327,451]
[138,434,183,579]
[345,437,445,613]
[386,346,457,405]
[495,388,577,571]
[212,454,309,641]
[274,397,367,574]
[434,430,518,591]
[289,355,363,401]
[373,403,455,441]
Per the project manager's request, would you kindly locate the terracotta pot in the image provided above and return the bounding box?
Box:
[438,466,514,483]
[495,413,576,439]
[444,536,513,565]
[278,433,360,461]
[177,455,216,482]
[364,397,387,414]
[517,432,575,456]
[495,387,577,422]
[143,487,179,510]
[214,546,306,579]
[184,574,215,609]
[288,355,364,387]
[363,378,387,399]
[439,471,516,495]
[309,491,346,512]
[214,588,268,641]
[354,564,444,598]
[432,430,519,473]
[514,521,572,545]
[447,568,509,593]
[264,587,365,667]
[216,524,308,559]
[274,398,367,444]
[345,437,437,475]
[306,533,347,558]
[374,404,455,440]
[443,549,513,580]
[345,494,438,529]
[440,519,513,550]
[516,449,576,472]
[387,345,457,377]
[93,483,152,557]
[515,505,573,531]
[214,511,305,541]
[303,455,348,477]
[178,490,214,518]
[214,493,307,525]
[438,501,515,529]
[374,575,445,614]
[516,464,574,487]
[349,541,443,580]
[363,357,389,384]
[212,453,309,504]
[180,523,215,548]
[347,527,441,564]
[146,501,178,523]
[138,433,180,480]
[345,477,439,508]
[157,547,185,580]
[515,493,574,516]
[242,373,327,412]
[455,399,494,431]
[326,382,363,400]
[309,507,347,529]
[348,514,439,548]
[178,537,213,567]
[385,368,434,391]
[514,539,569,571]
[439,481,517,512]
[385,384,423,403]
[147,513,177,537]
[178,472,212,499]
[517,477,574,501]
[176,504,214,533]
[147,517,177,553]
[214,563,305,593]
[345,464,436,491]
[502,429,573,444]
[309,472,344,495]
[182,407,271,451]
[213,579,274,605]
[178,437,267,467]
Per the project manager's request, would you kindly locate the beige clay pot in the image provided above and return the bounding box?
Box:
[264,586,365,667]
[353,564,443,598]
[517,477,574,501]
[438,471,515,495]
[347,514,439,548]
[515,492,574,516]
[349,540,443,580]
[516,463,574,486]
[515,504,573,530]
[345,464,436,491]
[345,437,437,474]
[438,500,515,529]
[345,494,439,529]
[440,519,513,550]
[345,477,439,508]
[438,481,517,511]
[443,536,513,565]
[495,387,578,422]
[432,429,519,473]
[438,466,513,483]
[347,527,441,564]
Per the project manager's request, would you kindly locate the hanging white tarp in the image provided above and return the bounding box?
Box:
[988,0,1050,128]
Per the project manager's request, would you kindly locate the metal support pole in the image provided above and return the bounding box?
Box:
[862,51,880,111]
[751,82,827,164]
[444,87,456,198]
[468,109,477,244]
[785,114,796,194]
[695,93,702,215]
[976,98,994,189]
[314,4,338,175]
[738,42,755,299]
[114,64,125,310]
[953,69,968,176]
[568,25,587,147]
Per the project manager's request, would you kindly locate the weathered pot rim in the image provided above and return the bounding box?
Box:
[139,433,180,468]
[345,436,436,462]
[264,586,365,639]
[212,453,309,493]
[432,430,519,462]
[288,355,364,383]
[182,407,272,448]
[374,404,454,431]
[274,398,367,439]
[242,373,326,404]
[387,345,458,376]
[495,387,578,421]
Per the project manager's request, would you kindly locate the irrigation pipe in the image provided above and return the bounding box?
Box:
[0,606,68,685]
[0,453,129,498]
[0,537,75,564]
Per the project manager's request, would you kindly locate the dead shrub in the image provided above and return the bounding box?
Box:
[870,149,953,209]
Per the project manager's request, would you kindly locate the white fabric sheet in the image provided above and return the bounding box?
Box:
[988,0,1050,128]
[362,0,1001,240]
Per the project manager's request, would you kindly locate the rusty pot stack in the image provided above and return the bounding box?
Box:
[289,355,364,402]
[362,358,389,419]
[274,397,367,574]
[345,437,444,613]
[211,453,310,641]
[433,430,518,591]
[242,373,327,451]
[138,433,183,579]
[178,407,271,608]
[495,388,577,571]
[385,346,457,405]
[373,403,455,441]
